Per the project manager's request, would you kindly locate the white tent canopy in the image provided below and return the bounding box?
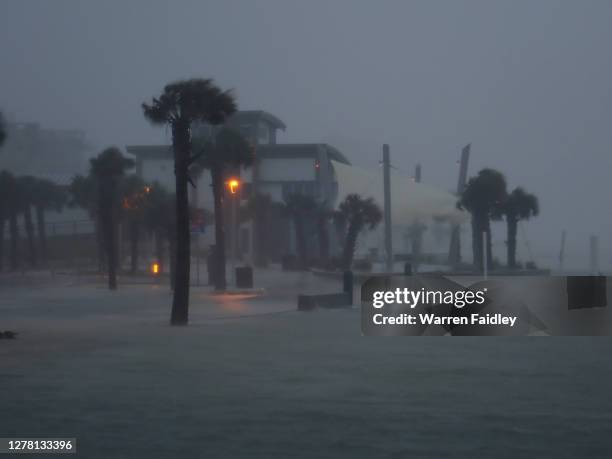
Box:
[332,161,467,227]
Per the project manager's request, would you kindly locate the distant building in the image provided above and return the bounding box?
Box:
[0,120,93,237]
[0,120,90,176]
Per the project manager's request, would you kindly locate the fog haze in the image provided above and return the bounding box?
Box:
[2,0,611,267]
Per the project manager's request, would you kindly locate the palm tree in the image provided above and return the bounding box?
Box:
[0,111,6,147]
[498,187,539,268]
[0,170,13,271]
[90,147,135,290]
[336,194,382,270]
[32,179,66,265]
[458,168,507,271]
[142,79,236,324]
[17,176,39,267]
[2,172,22,271]
[282,193,317,269]
[192,127,253,289]
[120,175,149,274]
[69,174,103,271]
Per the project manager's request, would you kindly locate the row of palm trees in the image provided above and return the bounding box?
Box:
[459,168,539,270]
[68,147,182,290]
[0,171,67,271]
[140,78,389,325]
[280,193,382,271]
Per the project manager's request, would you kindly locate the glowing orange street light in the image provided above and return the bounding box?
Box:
[227,178,240,195]
[151,261,161,276]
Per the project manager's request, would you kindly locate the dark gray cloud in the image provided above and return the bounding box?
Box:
[1,0,611,267]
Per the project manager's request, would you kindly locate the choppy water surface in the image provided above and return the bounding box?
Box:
[1,274,611,458]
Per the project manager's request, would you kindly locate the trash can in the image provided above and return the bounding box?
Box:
[236,266,253,288]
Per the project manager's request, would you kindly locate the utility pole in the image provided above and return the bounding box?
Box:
[383,144,393,273]
[411,163,423,273]
[559,230,566,273]
[590,235,599,274]
[449,143,471,265]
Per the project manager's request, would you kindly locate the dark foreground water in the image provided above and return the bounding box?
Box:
[1,275,612,458]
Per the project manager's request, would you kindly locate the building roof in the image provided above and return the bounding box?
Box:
[229,110,287,130]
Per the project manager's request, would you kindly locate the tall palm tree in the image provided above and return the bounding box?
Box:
[17,176,39,267]
[335,194,382,270]
[282,193,317,269]
[32,179,66,265]
[90,147,135,290]
[0,170,13,271]
[2,172,23,271]
[120,175,149,274]
[458,168,507,271]
[498,187,539,268]
[142,79,236,324]
[192,127,253,289]
[0,111,6,147]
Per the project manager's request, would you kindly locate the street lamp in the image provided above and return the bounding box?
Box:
[226,177,241,286]
[227,178,240,195]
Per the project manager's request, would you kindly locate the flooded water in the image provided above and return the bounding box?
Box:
[1,271,611,458]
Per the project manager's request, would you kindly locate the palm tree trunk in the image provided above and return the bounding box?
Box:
[129,221,139,274]
[472,213,490,272]
[95,216,106,273]
[100,199,117,290]
[171,121,191,324]
[168,230,176,291]
[9,209,18,271]
[342,221,361,270]
[211,164,226,291]
[0,217,5,272]
[485,217,493,269]
[36,205,47,264]
[471,215,481,271]
[24,204,36,267]
[507,217,518,268]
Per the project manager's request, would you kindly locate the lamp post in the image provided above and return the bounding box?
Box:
[226,177,240,286]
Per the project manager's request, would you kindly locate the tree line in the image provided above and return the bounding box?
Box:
[2,83,540,328]
[0,171,66,271]
[459,168,539,271]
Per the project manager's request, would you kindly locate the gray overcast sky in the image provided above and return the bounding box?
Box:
[1,0,611,266]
